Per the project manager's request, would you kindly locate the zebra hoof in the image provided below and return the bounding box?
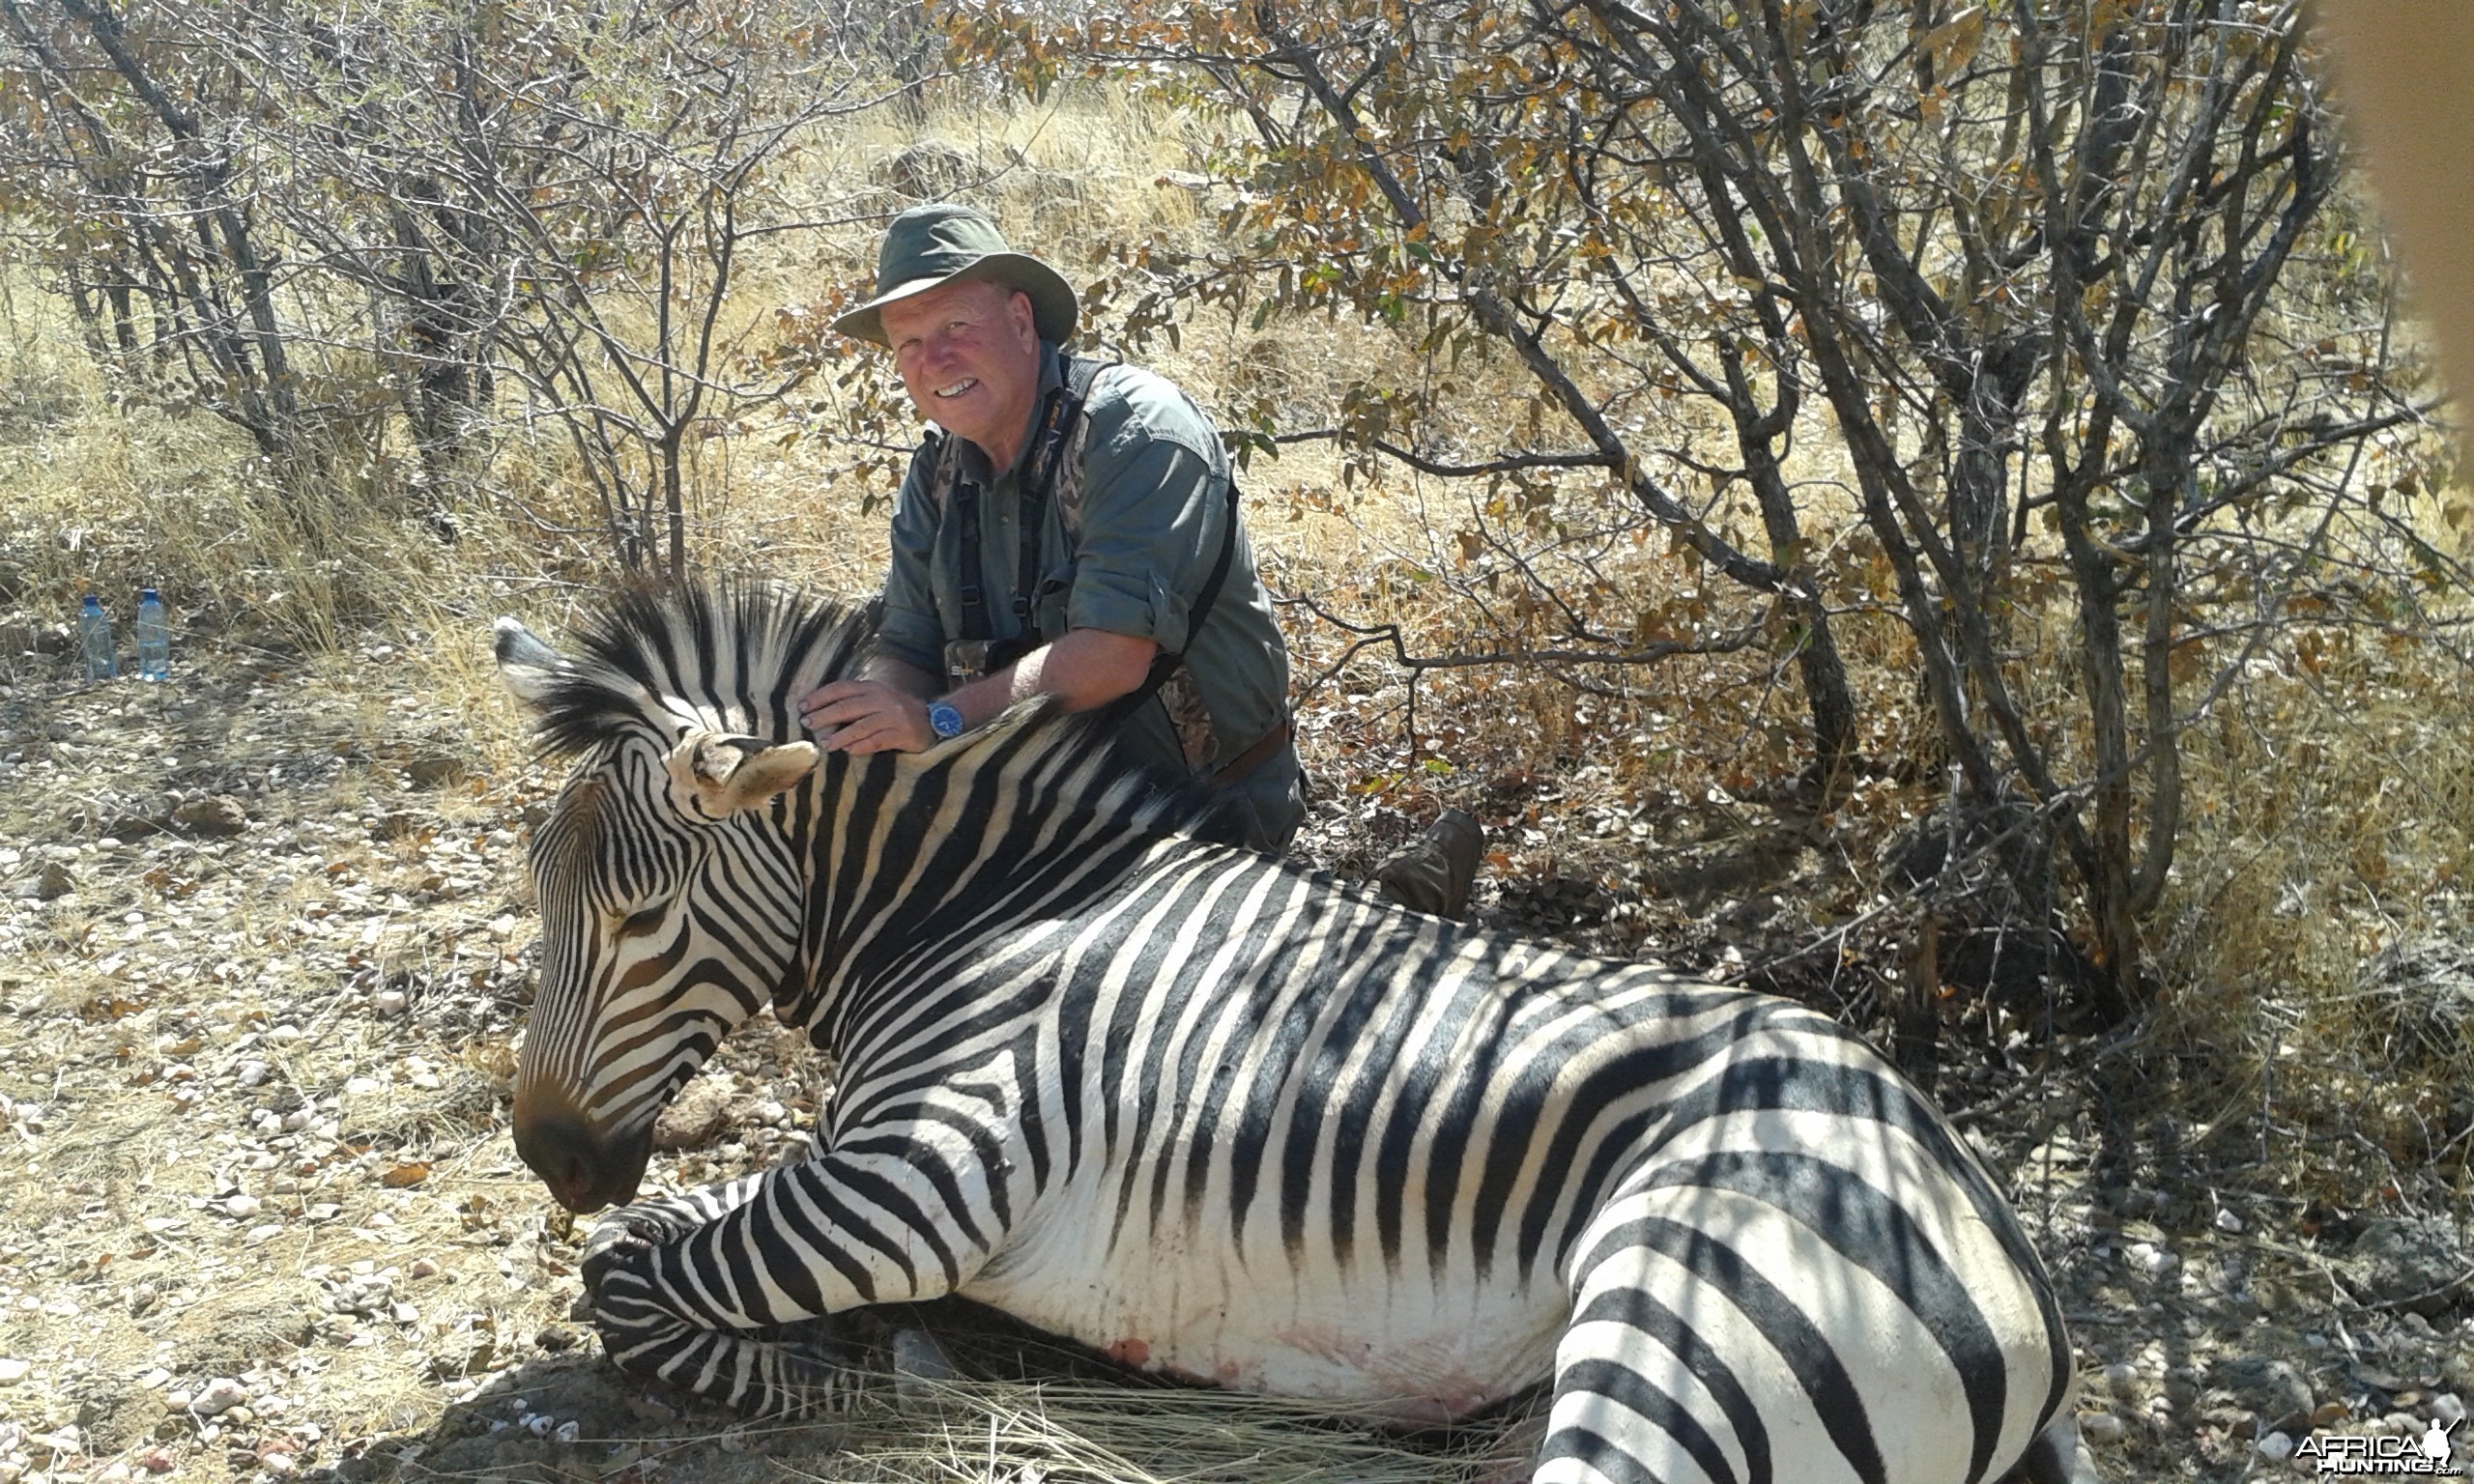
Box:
[580,1203,695,1290]
[892,1325,964,1410]
[2003,1413,2105,1484]
[579,1228,654,1299]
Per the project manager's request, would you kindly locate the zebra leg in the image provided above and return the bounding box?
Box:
[1533,1182,2042,1484]
[581,1179,863,1416]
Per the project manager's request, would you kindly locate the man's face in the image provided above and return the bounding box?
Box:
[879,277,1042,465]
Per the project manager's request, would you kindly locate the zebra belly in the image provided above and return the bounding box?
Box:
[960,1190,1565,1420]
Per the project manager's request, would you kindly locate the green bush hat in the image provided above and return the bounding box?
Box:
[831,204,1079,347]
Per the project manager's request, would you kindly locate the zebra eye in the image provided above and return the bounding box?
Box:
[614,906,667,940]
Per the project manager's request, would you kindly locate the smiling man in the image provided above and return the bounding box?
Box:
[800,204,1306,852]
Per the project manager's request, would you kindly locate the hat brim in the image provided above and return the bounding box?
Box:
[830,251,1079,348]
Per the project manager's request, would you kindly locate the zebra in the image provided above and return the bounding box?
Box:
[494,583,2095,1484]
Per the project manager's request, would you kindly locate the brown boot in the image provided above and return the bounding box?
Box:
[1374,808,1484,919]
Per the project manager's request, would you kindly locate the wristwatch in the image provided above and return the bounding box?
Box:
[927,699,967,739]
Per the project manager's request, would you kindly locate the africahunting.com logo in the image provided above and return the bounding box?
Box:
[2293,1418,2462,1475]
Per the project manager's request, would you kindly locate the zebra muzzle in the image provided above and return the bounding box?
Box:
[514,1103,655,1213]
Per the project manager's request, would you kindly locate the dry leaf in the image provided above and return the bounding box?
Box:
[1923,6,1986,75]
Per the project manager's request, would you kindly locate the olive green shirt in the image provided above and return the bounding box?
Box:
[875,344,1292,781]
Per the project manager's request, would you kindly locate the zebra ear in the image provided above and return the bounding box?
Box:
[664,730,819,819]
[495,617,567,706]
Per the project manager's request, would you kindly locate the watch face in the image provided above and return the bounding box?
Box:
[930,702,964,738]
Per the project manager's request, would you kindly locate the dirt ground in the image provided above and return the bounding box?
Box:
[0,623,2467,1484]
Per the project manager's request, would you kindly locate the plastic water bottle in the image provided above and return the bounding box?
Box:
[135,588,169,680]
[77,594,117,681]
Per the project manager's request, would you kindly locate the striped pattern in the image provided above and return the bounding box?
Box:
[498,585,2086,1484]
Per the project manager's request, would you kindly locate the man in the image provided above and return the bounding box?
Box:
[799,204,1307,853]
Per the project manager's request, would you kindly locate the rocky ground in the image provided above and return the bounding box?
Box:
[0,624,2467,1484]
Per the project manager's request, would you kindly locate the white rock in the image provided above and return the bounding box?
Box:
[260,1453,297,1477]
[2212,1208,2244,1233]
[245,1224,283,1245]
[525,1413,554,1437]
[2079,1412,2125,1444]
[343,1077,381,1096]
[236,1062,270,1088]
[266,1025,302,1044]
[372,991,408,1017]
[0,1357,27,1384]
[281,1110,311,1132]
[2435,1394,2466,1428]
[552,1420,581,1445]
[222,1194,262,1219]
[165,1390,192,1410]
[2125,1242,2179,1275]
[2102,1362,2140,1399]
[407,1258,442,1279]
[191,1377,247,1415]
[2256,1431,2294,1462]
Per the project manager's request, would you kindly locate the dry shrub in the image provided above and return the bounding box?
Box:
[2144,630,2474,1199]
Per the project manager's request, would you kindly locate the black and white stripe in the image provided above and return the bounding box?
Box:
[495,584,2090,1484]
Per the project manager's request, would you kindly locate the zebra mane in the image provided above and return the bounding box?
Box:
[518,579,877,759]
[516,580,1227,842]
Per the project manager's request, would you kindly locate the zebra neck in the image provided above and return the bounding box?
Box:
[778,732,1191,1041]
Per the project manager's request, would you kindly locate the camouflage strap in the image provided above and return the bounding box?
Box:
[1098,471,1241,734]
[950,354,1111,664]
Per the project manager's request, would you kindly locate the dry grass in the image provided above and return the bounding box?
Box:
[2143,637,2474,1191]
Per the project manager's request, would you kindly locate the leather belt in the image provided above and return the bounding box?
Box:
[1211,716,1294,786]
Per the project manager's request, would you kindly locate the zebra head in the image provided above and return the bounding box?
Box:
[491,585,870,1212]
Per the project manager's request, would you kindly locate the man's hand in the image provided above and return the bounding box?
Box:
[799,679,935,755]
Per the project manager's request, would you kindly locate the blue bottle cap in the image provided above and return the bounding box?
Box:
[81,594,102,610]
[140,587,159,601]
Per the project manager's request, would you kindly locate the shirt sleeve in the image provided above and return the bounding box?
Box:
[873,442,946,675]
[1065,427,1223,657]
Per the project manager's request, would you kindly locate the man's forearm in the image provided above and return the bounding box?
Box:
[862,654,939,699]
[946,628,1157,727]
